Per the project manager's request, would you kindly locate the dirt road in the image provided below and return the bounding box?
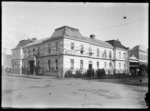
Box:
[2,74,148,108]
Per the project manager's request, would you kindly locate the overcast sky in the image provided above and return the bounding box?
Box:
[2,2,148,54]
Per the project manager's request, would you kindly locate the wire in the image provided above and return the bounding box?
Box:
[84,18,148,34]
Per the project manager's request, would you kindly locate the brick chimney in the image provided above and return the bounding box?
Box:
[90,34,95,39]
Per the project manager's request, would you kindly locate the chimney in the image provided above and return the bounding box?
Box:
[90,34,95,39]
[32,38,37,42]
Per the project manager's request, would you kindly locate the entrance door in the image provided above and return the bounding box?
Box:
[29,60,34,75]
[89,64,92,70]
[89,61,92,70]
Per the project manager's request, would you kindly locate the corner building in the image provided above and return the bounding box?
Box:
[22,26,129,78]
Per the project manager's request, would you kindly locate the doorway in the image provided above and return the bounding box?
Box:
[89,61,92,70]
[29,60,34,75]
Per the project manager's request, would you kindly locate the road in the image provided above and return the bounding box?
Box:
[2,74,148,108]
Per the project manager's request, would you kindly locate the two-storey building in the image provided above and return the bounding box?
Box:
[129,45,148,75]
[11,39,34,74]
[22,26,129,77]
[106,40,129,74]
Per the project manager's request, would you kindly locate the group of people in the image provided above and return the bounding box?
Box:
[130,68,146,75]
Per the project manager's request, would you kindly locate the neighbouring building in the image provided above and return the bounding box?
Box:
[129,45,148,75]
[106,39,129,74]
[21,26,129,77]
[129,55,139,75]
[11,39,34,74]
[2,53,12,73]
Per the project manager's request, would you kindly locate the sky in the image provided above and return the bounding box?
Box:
[2,2,148,54]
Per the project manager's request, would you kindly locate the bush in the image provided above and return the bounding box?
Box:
[96,68,106,79]
[65,70,72,78]
[86,69,94,77]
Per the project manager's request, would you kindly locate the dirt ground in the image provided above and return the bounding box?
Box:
[1,74,148,108]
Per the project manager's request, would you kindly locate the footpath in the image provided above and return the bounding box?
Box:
[2,72,57,80]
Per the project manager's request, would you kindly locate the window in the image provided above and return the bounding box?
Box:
[109,51,112,59]
[33,49,35,55]
[71,43,74,50]
[56,42,59,50]
[80,60,83,69]
[55,59,58,70]
[48,49,51,54]
[119,63,121,69]
[103,50,107,58]
[48,60,51,70]
[123,53,126,59]
[119,52,121,59]
[97,61,99,69]
[97,48,99,57]
[80,45,84,54]
[70,59,74,70]
[89,47,92,56]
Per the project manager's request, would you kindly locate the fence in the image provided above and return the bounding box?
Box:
[22,67,44,75]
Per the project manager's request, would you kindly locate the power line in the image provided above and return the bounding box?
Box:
[84,18,148,34]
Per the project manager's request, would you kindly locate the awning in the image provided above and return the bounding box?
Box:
[130,65,139,67]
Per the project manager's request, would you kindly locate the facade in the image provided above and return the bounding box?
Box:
[21,26,129,77]
[129,45,148,64]
[2,53,12,73]
[129,45,148,75]
[106,40,129,74]
[11,39,34,74]
[129,55,139,75]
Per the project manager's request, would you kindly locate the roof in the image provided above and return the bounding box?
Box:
[134,45,147,52]
[43,26,113,49]
[23,37,50,48]
[12,40,33,50]
[106,40,128,50]
[129,55,138,61]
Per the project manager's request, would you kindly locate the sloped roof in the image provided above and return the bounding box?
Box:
[51,26,83,38]
[23,37,50,48]
[44,26,113,49]
[12,40,32,49]
[106,40,128,50]
[129,55,138,61]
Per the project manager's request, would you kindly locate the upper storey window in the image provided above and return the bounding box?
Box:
[109,51,112,59]
[119,52,121,59]
[33,49,35,55]
[56,42,59,51]
[71,43,74,50]
[97,48,99,57]
[103,50,107,58]
[80,45,84,54]
[89,47,92,56]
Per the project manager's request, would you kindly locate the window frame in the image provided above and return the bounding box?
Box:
[71,43,74,50]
